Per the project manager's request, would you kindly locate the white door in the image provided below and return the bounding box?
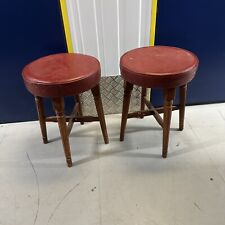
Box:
[60,0,157,77]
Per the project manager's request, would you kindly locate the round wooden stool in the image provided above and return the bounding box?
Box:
[22,53,109,167]
[120,46,199,157]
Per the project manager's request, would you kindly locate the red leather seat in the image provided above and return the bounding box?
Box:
[120,46,199,158]
[120,46,198,88]
[22,53,101,97]
[22,53,108,167]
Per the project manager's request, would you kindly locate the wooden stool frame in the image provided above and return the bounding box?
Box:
[120,83,187,158]
[35,84,109,167]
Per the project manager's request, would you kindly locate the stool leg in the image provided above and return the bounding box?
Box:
[140,87,147,115]
[179,84,187,131]
[67,95,84,135]
[162,88,175,158]
[120,81,133,141]
[35,96,48,144]
[75,95,84,125]
[91,85,109,144]
[52,97,72,167]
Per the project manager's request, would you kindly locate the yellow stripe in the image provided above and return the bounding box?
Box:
[148,0,158,99]
[150,0,158,46]
[60,0,74,53]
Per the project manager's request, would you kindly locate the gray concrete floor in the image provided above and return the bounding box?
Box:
[1,103,225,225]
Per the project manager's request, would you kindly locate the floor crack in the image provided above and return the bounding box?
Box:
[26,152,40,225]
[47,183,80,224]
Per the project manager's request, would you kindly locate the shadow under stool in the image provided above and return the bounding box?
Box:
[22,53,109,167]
[120,46,199,157]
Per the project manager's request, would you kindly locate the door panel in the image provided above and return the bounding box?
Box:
[64,0,152,76]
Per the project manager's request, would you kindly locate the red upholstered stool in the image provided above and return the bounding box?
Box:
[22,53,109,167]
[120,46,199,157]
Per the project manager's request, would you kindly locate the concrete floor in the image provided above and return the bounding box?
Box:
[1,103,225,225]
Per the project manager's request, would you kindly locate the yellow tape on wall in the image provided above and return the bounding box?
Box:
[60,0,74,53]
[148,0,158,98]
[150,0,158,46]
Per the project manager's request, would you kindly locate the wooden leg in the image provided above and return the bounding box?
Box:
[35,96,48,144]
[120,81,134,141]
[67,95,84,135]
[140,87,147,118]
[179,84,187,131]
[52,97,72,167]
[91,85,109,144]
[75,95,84,125]
[162,88,175,158]
[67,103,78,135]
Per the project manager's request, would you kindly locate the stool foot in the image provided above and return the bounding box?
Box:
[120,82,133,141]
[91,85,109,144]
[179,84,187,131]
[43,137,48,144]
[162,88,175,158]
[52,97,72,168]
[66,158,73,167]
[35,96,48,144]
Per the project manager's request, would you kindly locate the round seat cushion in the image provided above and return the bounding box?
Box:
[120,46,199,88]
[22,53,101,97]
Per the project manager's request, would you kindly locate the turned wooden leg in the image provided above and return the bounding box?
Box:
[179,84,187,131]
[162,88,176,158]
[52,97,72,167]
[35,96,48,144]
[120,81,134,141]
[91,85,109,144]
[140,87,147,118]
[75,95,84,125]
